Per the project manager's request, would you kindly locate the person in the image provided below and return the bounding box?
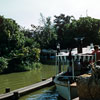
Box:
[92,45,100,61]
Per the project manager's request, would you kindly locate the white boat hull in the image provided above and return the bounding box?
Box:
[54,72,78,100]
[56,84,70,100]
[54,45,94,99]
[55,83,78,100]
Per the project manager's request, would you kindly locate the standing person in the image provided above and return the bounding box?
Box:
[92,45,100,61]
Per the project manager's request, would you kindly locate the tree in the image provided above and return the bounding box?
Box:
[0,16,25,56]
[0,16,41,73]
[31,14,57,49]
[54,14,75,48]
[71,17,100,46]
[54,15,100,48]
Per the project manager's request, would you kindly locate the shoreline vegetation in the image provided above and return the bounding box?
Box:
[0,14,100,74]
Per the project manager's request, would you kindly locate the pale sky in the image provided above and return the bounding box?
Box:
[0,0,100,29]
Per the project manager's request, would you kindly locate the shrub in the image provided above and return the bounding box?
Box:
[32,62,42,70]
[0,57,8,73]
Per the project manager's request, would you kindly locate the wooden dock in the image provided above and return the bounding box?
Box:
[0,77,54,100]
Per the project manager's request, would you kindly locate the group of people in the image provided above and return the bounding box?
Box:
[67,45,100,75]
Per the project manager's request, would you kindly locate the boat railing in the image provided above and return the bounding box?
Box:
[55,52,97,74]
[57,75,79,80]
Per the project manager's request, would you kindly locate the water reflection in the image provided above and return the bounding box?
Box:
[0,65,56,94]
[20,86,65,100]
[28,90,58,100]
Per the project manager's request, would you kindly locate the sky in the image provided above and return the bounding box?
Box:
[0,0,100,29]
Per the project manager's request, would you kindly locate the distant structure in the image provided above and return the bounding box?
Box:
[86,9,88,17]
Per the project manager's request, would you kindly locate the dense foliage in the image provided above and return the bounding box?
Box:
[1,14,100,73]
[0,57,8,73]
[0,16,25,56]
[0,16,40,73]
[53,14,100,48]
[31,15,57,49]
[31,14,100,49]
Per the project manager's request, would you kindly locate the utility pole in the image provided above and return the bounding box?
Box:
[86,9,88,17]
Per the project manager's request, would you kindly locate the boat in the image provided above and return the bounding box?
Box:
[53,45,96,100]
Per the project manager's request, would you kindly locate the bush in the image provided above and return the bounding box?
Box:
[32,62,42,70]
[5,46,41,73]
[32,48,40,62]
[0,57,8,73]
[17,62,42,71]
[7,55,42,72]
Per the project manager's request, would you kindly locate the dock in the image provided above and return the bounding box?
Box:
[0,77,54,100]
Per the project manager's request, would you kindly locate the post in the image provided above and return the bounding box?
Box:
[74,37,84,53]
[63,57,64,72]
[57,56,59,74]
[67,59,70,71]
[13,91,20,100]
[64,56,67,71]
[78,45,82,53]
[68,81,71,100]
[95,53,96,66]
[59,61,61,73]
[57,43,60,55]
[5,88,10,93]
[72,58,75,80]
[55,54,57,75]
[57,56,61,73]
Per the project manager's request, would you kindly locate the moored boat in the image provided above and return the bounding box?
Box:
[53,46,96,100]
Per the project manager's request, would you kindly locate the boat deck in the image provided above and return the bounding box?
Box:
[72,97,79,100]
[71,82,76,86]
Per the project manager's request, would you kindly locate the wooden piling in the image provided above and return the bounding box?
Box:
[5,88,10,93]
[13,92,20,100]
[42,78,46,81]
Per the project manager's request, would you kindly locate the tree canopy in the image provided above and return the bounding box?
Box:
[0,16,40,73]
[1,14,100,73]
[0,16,25,56]
[53,15,100,48]
[31,14,100,49]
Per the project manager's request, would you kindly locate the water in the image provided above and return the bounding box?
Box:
[19,86,65,100]
[0,65,56,94]
[0,64,67,99]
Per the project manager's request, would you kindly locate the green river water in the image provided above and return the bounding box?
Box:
[0,64,67,100]
[0,64,56,94]
[19,86,65,100]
